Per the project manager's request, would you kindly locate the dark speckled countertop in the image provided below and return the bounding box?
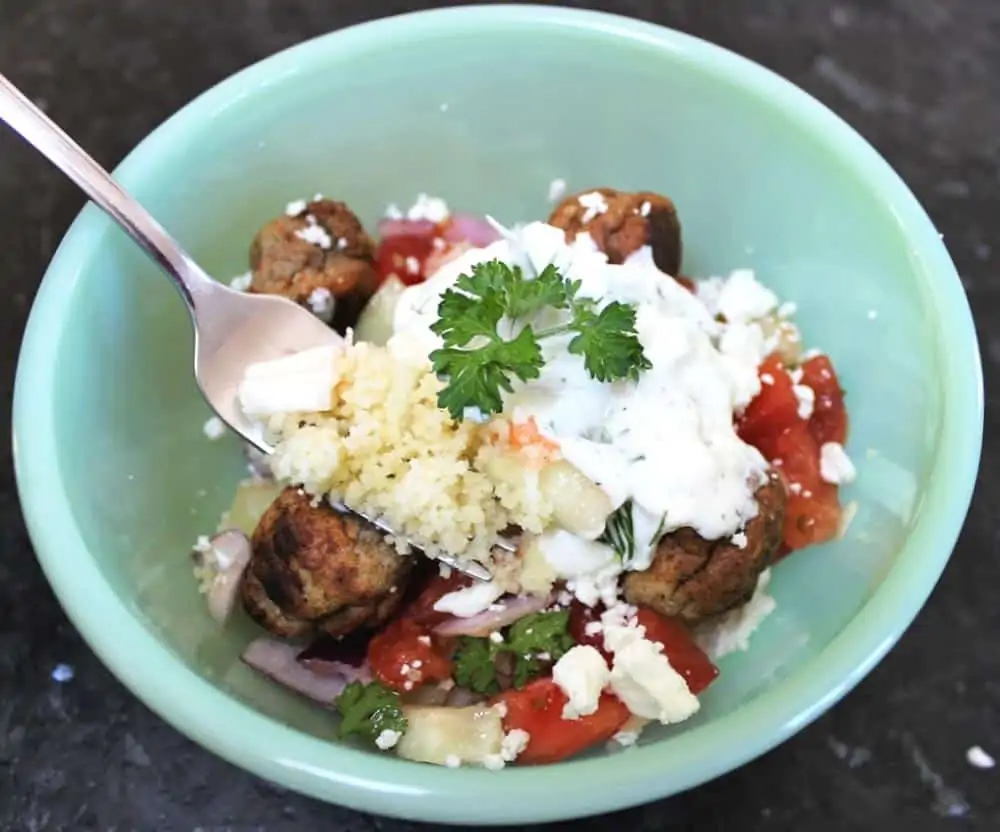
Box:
[1,1,998,830]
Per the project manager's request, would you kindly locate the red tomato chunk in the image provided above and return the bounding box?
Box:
[495,677,631,765]
[568,603,719,695]
[366,618,453,693]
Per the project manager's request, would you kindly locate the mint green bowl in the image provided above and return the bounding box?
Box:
[12,5,982,825]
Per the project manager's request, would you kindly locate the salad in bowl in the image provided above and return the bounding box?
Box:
[192,186,854,770]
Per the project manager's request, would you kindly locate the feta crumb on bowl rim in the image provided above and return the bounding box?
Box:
[12,5,981,826]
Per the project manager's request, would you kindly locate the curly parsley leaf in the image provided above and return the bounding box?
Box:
[429,260,651,421]
[568,302,652,383]
[452,637,500,694]
[431,327,544,420]
[506,611,575,689]
[334,681,407,745]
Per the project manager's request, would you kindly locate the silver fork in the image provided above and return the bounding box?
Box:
[0,73,496,581]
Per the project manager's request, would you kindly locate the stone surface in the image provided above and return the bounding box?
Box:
[1,1,998,830]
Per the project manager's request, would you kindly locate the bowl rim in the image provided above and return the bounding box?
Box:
[12,4,983,825]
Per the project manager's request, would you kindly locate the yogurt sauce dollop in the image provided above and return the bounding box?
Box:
[390,220,771,570]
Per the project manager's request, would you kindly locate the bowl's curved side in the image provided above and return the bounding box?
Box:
[12,5,983,825]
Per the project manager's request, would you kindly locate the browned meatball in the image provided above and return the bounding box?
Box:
[241,487,413,639]
[623,473,786,622]
[249,199,378,332]
[548,188,683,276]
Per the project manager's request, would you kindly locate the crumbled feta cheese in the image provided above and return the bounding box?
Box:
[553,645,611,719]
[375,729,402,750]
[433,580,505,617]
[820,442,857,484]
[639,200,652,217]
[694,569,776,660]
[307,287,334,322]
[229,271,253,292]
[715,269,778,323]
[612,730,639,747]
[482,754,506,770]
[238,345,339,417]
[584,621,603,637]
[285,199,307,217]
[406,193,450,223]
[489,631,504,645]
[417,634,431,646]
[444,754,462,768]
[578,190,608,223]
[202,416,226,441]
[492,701,508,718]
[731,531,748,548]
[295,220,332,249]
[194,534,212,553]
[405,255,421,276]
[336,236,349,250]
[51,663,74,683]
[793,384,815,419]
[548,178,567,202]
[609,638,700,724]
[501,728,530,761]
[760,373,774,385]
[384,203,403,220]
[966,746,995,769]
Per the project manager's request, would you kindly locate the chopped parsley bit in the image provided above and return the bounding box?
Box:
[451,610,576,693]
[453,637,501,694]
[334,681,407,746]
[430,260,651,420]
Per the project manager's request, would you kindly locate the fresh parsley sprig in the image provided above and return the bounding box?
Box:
[334,680,407,746]
[450,610,576,694]
[429,260,651,420]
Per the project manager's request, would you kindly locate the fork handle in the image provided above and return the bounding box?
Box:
[0,72,212,311]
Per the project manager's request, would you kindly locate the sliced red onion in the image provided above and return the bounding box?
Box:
[205,530,252,624]
[442,213,502,247]
[241,637,366,705]
[432,594,551,638]
[377,218,437,239]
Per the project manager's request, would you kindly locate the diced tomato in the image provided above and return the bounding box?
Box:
[375,232,436,287]
[366,618,453,692]
[783,483,842,550]
[800,355,848,446]
[495,677,631,765]
[633,609,719,694]
[768,423,842,550]
[402,571,472,627]
[769,422,823,493]
[568,603,718,695]
[737,355,801,451]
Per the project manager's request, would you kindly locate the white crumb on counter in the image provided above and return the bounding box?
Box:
[966,746,995,769]
[285,199,307,217]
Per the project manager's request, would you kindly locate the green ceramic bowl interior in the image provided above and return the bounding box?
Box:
[13,5,982,826]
